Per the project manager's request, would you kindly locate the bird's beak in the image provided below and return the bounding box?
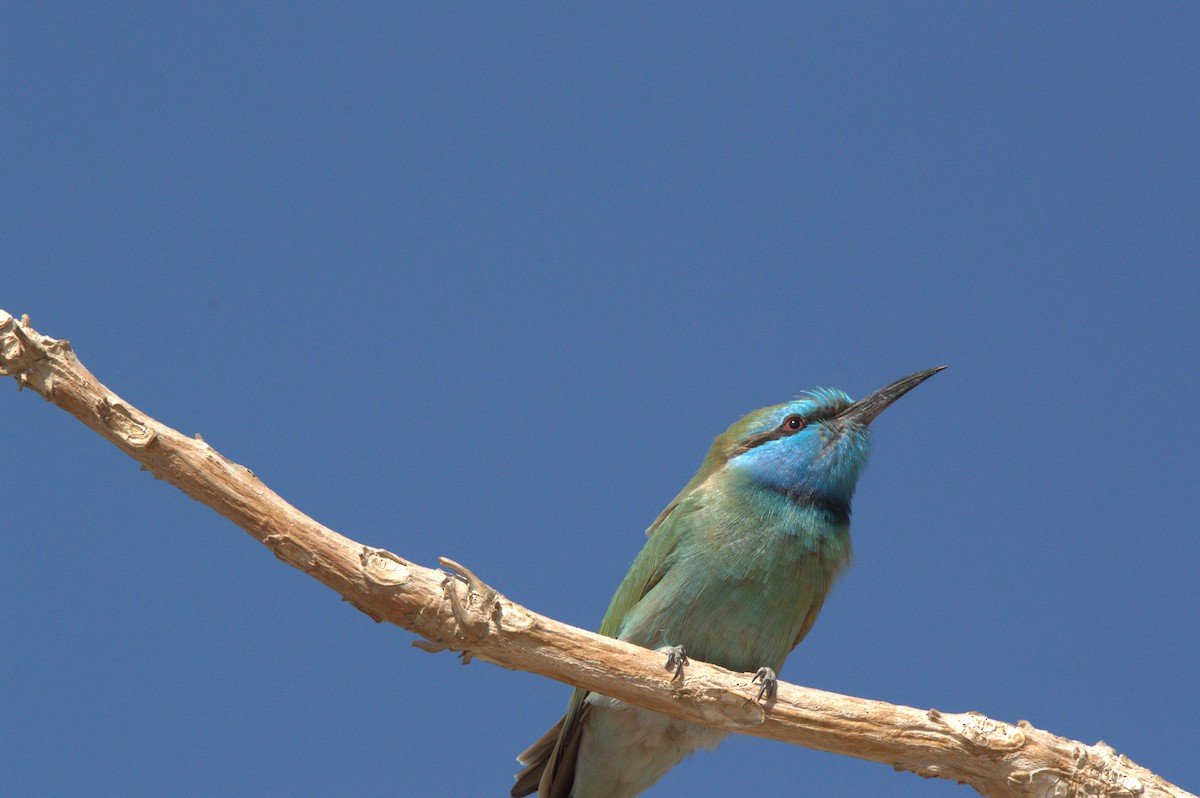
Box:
[837,366,946,426]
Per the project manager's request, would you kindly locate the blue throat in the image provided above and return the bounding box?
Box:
[730,418,873,518]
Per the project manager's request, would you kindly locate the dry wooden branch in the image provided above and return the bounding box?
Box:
[0,308,1190,798]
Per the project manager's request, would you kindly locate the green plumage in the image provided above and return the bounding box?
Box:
[513,368,943,798]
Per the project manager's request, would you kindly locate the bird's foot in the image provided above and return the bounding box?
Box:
[751,667,777,701]
[661,645,690,682]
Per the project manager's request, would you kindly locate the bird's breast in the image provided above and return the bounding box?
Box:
[619,495,850,674]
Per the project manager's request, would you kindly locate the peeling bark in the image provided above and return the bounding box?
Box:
[0,309,1191,798]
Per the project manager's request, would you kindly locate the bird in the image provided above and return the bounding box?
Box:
[511,367,945,798]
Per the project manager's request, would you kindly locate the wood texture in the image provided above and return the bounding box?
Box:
[0,309,1190,798]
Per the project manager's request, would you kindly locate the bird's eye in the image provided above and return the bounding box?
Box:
[782,415,805,432]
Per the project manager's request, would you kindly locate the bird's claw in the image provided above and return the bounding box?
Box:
[662,645,690,682]
[751,667,777,701]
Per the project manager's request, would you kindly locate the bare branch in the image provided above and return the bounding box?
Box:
[0,309,1190,798]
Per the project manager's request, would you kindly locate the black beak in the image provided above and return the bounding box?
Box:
[837,366,946,426]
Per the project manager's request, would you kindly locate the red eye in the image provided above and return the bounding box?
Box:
[783,415,805,431]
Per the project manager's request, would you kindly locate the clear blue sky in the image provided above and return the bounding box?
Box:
[3,5,1197,796]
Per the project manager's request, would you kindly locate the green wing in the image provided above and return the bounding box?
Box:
[790,589,828,651]
[645,434,733,537]
[515,493,699,798]
[599,493,695,636]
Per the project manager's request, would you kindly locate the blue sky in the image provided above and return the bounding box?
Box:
[3,5,1197,796]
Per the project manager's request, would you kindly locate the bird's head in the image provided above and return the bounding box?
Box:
[719,367,945,507]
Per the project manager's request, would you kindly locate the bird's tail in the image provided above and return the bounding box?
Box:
[511,702,590,798]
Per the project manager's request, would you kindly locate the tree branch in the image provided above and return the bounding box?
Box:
[0,309,1190,798]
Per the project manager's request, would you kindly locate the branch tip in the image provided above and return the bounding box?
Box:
[2,310,1193,798]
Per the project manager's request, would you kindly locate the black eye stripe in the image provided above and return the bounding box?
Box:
[730,414,807,456]
[727,397,852,461]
